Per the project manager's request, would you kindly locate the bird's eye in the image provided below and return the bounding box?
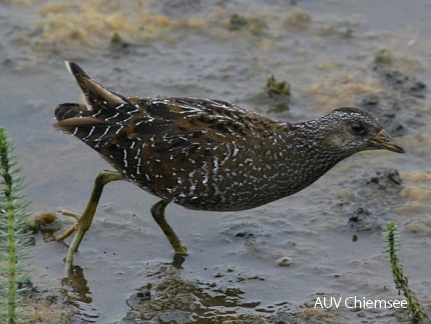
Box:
[351,123,365,135]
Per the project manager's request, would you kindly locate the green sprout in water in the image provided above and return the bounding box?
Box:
[266,75,291,98]
[385,221,429,323]
[0,127,33,323]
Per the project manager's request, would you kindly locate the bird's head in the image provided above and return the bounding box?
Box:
[320,107,405,155]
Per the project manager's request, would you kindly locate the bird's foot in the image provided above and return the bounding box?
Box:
[56,210,81,241]
[173,242,188,256]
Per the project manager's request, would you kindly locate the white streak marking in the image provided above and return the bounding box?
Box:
[83,126,95,141]
[105,112,120,121]
[123,149,128,167]
[115,126,124,134]
[96,127,111,141]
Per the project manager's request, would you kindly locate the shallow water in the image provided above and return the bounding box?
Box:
[1,0,431,323]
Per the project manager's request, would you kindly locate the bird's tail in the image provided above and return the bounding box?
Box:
[53,62,138,130]
[63,61,129,110]
[53,62,132,141]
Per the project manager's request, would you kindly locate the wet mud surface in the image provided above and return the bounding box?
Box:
[1,0,431,323]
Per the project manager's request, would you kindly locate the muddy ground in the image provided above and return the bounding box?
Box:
[1,1,431,323]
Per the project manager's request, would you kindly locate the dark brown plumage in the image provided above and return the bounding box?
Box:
[54,62,404,259]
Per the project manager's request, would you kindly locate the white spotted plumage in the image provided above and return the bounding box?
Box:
[54,62,404,212]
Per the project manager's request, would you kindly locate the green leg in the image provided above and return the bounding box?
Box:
[57,170,124,269]
[151,200,188,256]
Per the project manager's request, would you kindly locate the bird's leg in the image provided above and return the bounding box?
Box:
[57,170,124,269]
[151,200,188,256]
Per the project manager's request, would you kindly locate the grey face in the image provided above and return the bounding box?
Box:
[320,107,404,155]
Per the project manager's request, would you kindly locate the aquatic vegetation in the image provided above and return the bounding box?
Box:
[126,264,265,322]
[35,2,205,48]
[0,127,33,323]
[319,20,355,38]
[228,13,268,36]
[385,221,429,323]
[284,8,312,29]
[266,75,291,97]
[374,49,394,65]
[229,13,250,31]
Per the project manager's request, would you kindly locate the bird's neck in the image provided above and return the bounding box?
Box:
[269,120,350,196]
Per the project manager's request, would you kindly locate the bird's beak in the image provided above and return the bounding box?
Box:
[369,129,405,153]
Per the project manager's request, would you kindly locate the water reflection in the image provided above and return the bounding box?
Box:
[61,265,92,304]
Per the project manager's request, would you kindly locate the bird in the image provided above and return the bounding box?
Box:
[54,61,405,266]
